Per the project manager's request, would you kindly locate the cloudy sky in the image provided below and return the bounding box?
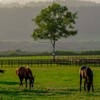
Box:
[0,0,100,4]
[81,0,100,3]
[0,0,52,4]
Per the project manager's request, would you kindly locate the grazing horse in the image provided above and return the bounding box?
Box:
[79,66,94,92]
[0,69,5,73]
[16,66,34,89]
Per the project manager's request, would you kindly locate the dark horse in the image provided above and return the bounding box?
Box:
[79,66,94,92]
[16,66,34,89]
[0,69,5,73]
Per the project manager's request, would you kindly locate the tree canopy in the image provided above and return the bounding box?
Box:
[32,3,77,58]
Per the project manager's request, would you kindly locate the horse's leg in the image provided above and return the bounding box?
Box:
[80,74,82,91]
[29,80,31,89]
[18,74,23,87]
[20,78,23,87]
[84,79,87,91]
[87,84,90,92]
[92,82,94,92]
[19,78,23,88]
[19,80,21,87]
[25,78,27,88]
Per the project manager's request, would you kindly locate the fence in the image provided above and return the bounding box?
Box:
[0,57,100,67]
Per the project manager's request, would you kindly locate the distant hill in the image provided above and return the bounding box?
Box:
[0,40,100,52]
[0,0,100,51]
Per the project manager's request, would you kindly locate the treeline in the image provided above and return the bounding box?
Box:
[56,51,100,55]
[0,50,100,56]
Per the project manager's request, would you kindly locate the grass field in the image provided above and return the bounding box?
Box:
[0,55,100,60]
[0,65,100,100]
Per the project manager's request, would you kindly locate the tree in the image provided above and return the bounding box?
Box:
[32,3,77,60]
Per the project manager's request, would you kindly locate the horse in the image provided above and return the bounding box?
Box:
[16,66,34,89]
[79,66,94,92]
[0,69,5,73]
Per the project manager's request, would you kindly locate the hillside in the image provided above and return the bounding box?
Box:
[0,40,100,52]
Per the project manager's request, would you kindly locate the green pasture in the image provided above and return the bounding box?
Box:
[0,65,100,100]
[0,56,52,60]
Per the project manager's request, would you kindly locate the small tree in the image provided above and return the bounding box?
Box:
[32,3,77,60]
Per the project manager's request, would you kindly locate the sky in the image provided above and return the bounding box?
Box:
[81,0,100,3]
[0,0,52,4]
[0,0,100,4]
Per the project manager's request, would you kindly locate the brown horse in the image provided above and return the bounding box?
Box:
[16,66,34,89]
[79,66,94,92]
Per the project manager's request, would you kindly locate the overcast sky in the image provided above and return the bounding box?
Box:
[0,0,100,4]
[0,0,52,4]
[81,0,100,3]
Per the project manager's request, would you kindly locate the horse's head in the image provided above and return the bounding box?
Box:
[86,76,93,92]
[30,76,35,89]
[86,68,93,92]
[87,81,92,92]
[31,76,35,87]
[26,67,35,89]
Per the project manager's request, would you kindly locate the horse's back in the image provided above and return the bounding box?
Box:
[79,66,93,79]
[16,67,27,77]
[80,66,88,71]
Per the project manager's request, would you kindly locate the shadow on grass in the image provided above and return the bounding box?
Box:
[0,81,18,85]
[1,87,99,99]
[0,86,79,99]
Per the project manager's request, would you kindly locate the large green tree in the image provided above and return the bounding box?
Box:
[32,3,77,60]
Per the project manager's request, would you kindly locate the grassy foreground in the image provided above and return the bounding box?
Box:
[0,65,100,100]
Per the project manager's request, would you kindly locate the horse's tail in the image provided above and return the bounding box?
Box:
[16,68,19,75]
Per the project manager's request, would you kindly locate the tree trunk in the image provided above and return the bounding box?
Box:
[52,41,56,62]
